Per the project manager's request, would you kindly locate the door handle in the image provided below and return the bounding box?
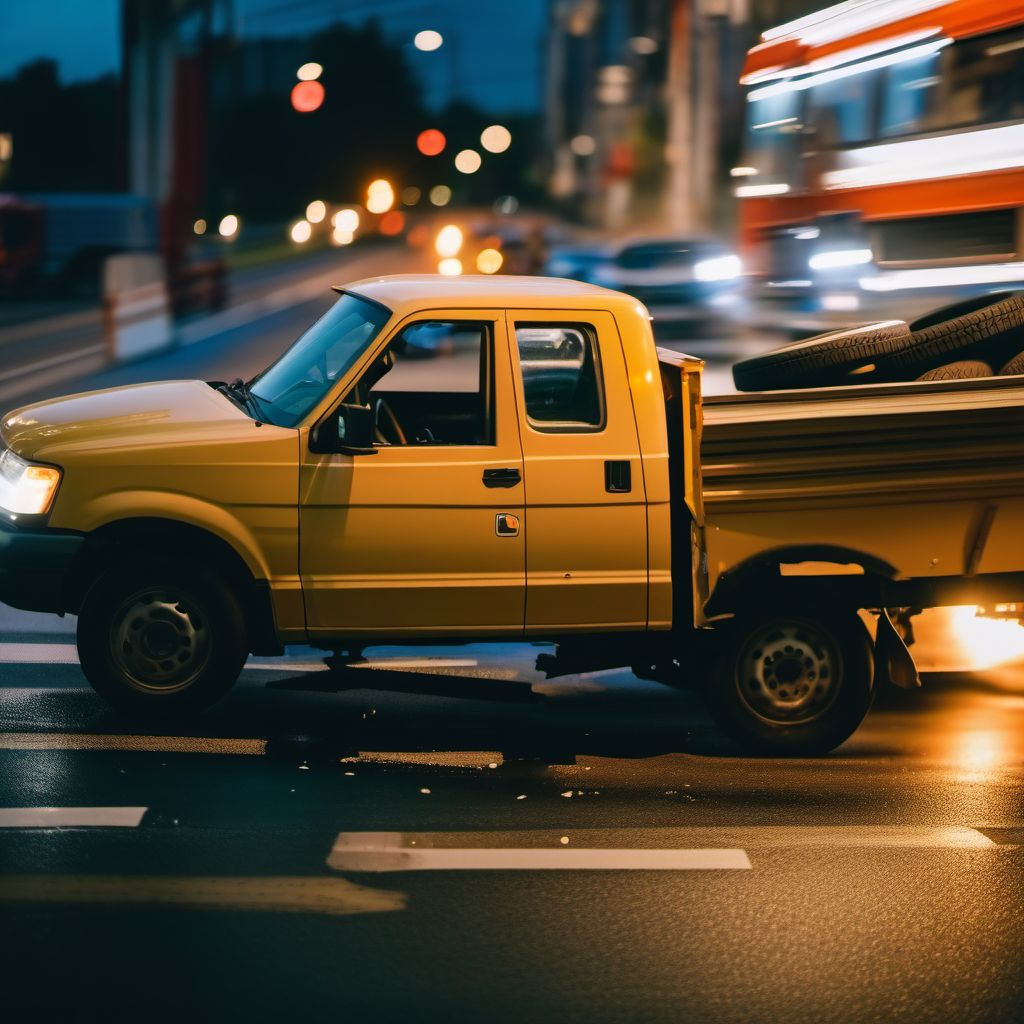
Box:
[495,513,520,537]
[605,460,632,493]
[483,467,521,488]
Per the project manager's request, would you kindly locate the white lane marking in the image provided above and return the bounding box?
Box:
[0,643,80,664]
[328,833,751,872]
[0,806,146,828]
[680,825,999,849]
[0,875,406,916]
[0,343,104,385]
[356,750,503,768]
[0,733,266,755]
[0,643,327,673]
[0,643,470,674]
[330,845,750,872]
[347,658,479,670]
[328,825,1002,872]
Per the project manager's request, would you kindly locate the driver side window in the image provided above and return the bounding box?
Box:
[349,320,494,446]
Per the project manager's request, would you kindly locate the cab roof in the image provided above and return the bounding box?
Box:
[338,273,641,317]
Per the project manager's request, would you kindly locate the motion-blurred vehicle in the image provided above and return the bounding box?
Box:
[464,221,547,276]
[0,192,157,293]
[542,244,609,284]
[10,276,1024,755]
[737,0,1024,315]
[591,237,745,326]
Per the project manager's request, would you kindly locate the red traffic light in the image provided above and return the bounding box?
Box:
[291,80,325,113]
[416,128,446,157]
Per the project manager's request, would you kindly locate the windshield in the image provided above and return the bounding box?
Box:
[250,293,391,427]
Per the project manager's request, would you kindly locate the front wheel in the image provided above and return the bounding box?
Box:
[77,558,248,714]
[704,603,873,755]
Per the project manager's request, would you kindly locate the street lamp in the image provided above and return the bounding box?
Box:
[454,149,481,174]
[480,125,511,154]
[297,62,323,81]
[414,30,443,51]
[435,224,463,258]
[332,209,359,233]
[429,185,452,207]
[366,179,395,214]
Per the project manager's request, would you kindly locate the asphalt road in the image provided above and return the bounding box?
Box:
[0,614,1023,1023]
[1,252,1022,1022]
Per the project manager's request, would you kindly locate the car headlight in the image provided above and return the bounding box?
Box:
[694,254,743,282]
[0,445,62,516]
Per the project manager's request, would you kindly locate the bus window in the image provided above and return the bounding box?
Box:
[807,70,878,147]
[743,90,804,188]
[945,29,1024,128]
[879,50,941,138]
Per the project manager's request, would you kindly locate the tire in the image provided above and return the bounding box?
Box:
[877,291,1024,378]
[998,350,1024,375]
[731,320,910,392]
[916,360,992,381]
[77,558,248,714]
[703,602,873,755]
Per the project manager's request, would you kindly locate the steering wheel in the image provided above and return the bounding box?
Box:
[373,397,407,445]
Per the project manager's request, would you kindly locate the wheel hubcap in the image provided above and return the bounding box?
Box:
[110,587,211,694]
[736,620,840,725]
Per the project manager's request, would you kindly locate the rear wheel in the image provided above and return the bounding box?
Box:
[77,559,248,713]
[704,603,873,755]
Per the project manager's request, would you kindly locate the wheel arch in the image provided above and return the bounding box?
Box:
[65,516,281,655]
[705,544,898,618]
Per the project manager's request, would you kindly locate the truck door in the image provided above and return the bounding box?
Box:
[299,311,526,639]
[505,309,648,631]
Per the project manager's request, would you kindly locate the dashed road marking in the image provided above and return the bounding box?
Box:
[0,806,147,828]
[0,642,327,673]
[329,832,752,872]
[0,733,266,755]
[327,825,1005,872]
[0,874,406,916]
[0,643,81,664]
[0,643,474,674]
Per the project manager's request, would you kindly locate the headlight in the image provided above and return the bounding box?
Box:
[0,446,62,516]
[694,254,742,282]
[808,247,873,271]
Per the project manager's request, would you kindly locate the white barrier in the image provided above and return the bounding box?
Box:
[102,253,172,361]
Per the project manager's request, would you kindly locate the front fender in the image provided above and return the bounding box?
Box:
[50,489,273,580]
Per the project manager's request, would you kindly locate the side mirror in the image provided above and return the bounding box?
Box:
[309,403,377,455]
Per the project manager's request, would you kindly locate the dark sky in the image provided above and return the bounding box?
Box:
[0,0,548,113]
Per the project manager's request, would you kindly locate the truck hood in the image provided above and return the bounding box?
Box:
[1,380,259,461]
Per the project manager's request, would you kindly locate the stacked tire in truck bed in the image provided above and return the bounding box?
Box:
[733,292,1024,392]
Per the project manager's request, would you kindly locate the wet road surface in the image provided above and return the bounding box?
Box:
[1,254,1022,1021]
[1,612,1022,1023]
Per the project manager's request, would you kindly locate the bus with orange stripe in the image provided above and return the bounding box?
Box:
[736,0,1024,312]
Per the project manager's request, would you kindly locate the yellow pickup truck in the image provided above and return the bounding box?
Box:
[1,275,1021,753]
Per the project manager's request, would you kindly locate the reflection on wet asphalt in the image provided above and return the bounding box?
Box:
[0,614,1022,1023]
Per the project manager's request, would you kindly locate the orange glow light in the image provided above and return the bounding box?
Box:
[291,80,325,113]
[379,210,406,236]
[417,129,447,156]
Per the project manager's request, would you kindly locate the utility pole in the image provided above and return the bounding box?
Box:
[665,0,695,231]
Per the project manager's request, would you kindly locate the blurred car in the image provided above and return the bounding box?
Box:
[542,245,610,284]
[464,221,547,276]
[592,237,746,326]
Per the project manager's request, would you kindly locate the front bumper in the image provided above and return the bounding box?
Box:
[0,518,83,613]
